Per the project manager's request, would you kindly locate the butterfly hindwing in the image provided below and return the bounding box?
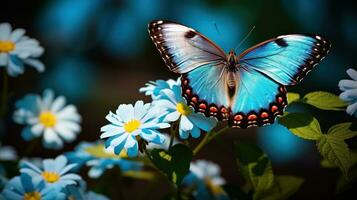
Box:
[148,20,226,74]
[239,34,331,85]
[181,61,230,120]
[229,68,287,128]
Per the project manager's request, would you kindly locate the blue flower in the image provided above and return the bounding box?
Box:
[339,68,357,116]
[13,89,81,149]
[20,155,81,188]
[0,23,44,77]
[100,100,170,157]
[139,79,180,100]
[66,141,143,178]
[154,85,217,139]
[1,173,66,200]
[182,160,228,200]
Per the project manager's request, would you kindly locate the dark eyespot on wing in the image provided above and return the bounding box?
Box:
[184,30,196,38]
[275,38,288,47]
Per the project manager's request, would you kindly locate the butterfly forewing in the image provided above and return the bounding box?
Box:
[148,20,227,74]
[239,34,331,85]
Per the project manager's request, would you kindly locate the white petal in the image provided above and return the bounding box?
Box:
[23,58,45,72]
[134,100,147,119]
[124,135,137,149]
[164,111,180,122]
[56,121,81,132]
[31,123,44,136]
[346,102,357,116]
[43,128,63,149]
[56,105,81,121]
[50,96,66,113]
[10,28,25,42]
[0,23,12,40]
[42,89,55,110]
[339,89,357,102]
[0,53,8,66]
[347,68,357,81]
[116,104,134,122]
[179,116,193,131]
[53,125,77,142]
[338,80,357,91]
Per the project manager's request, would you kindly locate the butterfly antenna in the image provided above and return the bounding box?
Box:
[234,25,256,52]
[214,22,229,50]
[214,22,222,37]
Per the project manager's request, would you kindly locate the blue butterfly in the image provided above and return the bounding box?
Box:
[148,20,331,128]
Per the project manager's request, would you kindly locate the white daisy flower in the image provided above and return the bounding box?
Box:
[154,85,217,139]
[100,100,170,157]
[20,155,81,188]
[339,68,357,116]
[13,89,81,149]
[0,23,44,77]
[189,160,226,186]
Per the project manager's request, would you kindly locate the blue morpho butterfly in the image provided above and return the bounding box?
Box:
[148,20,331,128]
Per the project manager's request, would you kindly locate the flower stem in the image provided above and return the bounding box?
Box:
[193,126,230,156]
[0,72,8,118]
[169,121,178,149]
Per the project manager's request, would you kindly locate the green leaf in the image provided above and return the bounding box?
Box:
[328,122,357,140]
[320,159,336,168]
[278,113,322,140]
[317,134,351,178]
[259,176,304,200]
[303,91,347,111]
[234,142,274,199]
[287,92,300,104]
[150,144,193,185]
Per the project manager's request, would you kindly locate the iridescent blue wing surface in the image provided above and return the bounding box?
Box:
[148,20,226,73]
[229,68,287,128]
[181,62,231,120]
[239,34,331,85]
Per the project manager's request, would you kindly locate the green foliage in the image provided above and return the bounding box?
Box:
[150,144,193,186]
[259,176,304,200]
[234,142,304,200]
[280,112,357,179]
[318,122,357,178]
[287,92,300,104]
[302,91,347,111]
[278,113,322,140]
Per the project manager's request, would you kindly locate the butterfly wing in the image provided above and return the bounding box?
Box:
[148,20,226,73]
[181,61,231,120]
[229,68,287,128]
[239,34,331,85]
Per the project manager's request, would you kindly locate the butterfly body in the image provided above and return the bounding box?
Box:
[148,20,331,128]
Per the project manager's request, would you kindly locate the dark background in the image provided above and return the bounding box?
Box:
[1,0,357,199]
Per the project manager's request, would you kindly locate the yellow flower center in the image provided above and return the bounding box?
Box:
[176,102,192,116]
[0,40,15,53]
[205,178,224,195]
[41,171,60,183]
[39,112,57,128]
[123,119,141,133]
[84,144,128,159]
[24,191,41,200]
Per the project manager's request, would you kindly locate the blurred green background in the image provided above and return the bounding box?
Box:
[1,0,357,199]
